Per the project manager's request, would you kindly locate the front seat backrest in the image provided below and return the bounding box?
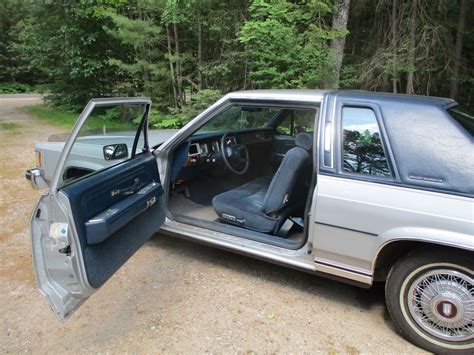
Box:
[262,133,312,215]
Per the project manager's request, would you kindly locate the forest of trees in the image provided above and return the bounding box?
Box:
[0,0,472,128]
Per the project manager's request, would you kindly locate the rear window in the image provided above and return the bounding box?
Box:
[448,106,474,135]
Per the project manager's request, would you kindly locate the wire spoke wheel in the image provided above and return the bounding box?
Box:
[407,269,474,342]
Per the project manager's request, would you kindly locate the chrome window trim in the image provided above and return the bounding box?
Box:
[334,100,400,183]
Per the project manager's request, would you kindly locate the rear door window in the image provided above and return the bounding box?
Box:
[341,107,392,177]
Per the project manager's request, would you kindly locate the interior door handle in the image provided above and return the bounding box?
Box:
[111,178,140,197]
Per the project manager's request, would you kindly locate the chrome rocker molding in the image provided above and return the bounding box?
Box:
[314,258,373,285]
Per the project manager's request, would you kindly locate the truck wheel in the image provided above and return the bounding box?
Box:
[385,249,473,353]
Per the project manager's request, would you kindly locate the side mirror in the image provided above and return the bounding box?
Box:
[25,168,49,189]
[103,144,128,161]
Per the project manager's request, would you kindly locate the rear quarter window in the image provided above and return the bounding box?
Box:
[341,107,392,178]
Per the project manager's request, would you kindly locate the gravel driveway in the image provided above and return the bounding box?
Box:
[0,95,424,354]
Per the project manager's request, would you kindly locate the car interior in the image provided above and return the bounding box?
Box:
[167,104,318,249]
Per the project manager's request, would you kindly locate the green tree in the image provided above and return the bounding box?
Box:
[105,2,172,110]
[14,1,122,108]
[238,0,335,89]
[0,0,37,83]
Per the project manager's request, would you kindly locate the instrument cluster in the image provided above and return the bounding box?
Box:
[186,140,222,166]
[188,140,221,157]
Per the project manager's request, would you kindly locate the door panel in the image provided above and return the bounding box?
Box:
[61,153,164,288]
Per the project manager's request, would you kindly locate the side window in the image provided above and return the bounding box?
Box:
[276,109,315,135]
[342,107,392,177]
[59,104,147,188]
[196,105,280,133]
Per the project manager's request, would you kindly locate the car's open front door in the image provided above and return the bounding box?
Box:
[30,98,166,321]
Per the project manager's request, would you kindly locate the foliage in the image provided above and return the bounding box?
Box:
[343,129,391,176]
[150,88,222,128]
[13,2,123,110]
[238,0,335,89]
[1,0,473,126]
[23,105,79,129]
[148,110,182,129]
[0,0,31,82]
[0,82,33,94]
[0,122,20,131]
[105,4,173,110]
[349,0,473,106]
[24,104,136,131]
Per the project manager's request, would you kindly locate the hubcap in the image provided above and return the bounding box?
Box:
[407,269,473,342]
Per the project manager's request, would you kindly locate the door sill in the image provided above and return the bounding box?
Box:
[160,217,315,270]
[169,213,307,250]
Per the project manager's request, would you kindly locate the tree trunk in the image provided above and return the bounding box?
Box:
[391,0,398,93]
[326,0,350,89]
[165,24,178,109]
[197,15,203,91]
[449,0,467,99]
[173,21,183,106]
[406,0,417,94]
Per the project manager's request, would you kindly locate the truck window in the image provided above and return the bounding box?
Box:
[342,107,392,177]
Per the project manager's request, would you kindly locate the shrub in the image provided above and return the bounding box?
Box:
[0,82,33,94]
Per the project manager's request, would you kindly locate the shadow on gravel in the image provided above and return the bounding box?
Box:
[148,233,388,315]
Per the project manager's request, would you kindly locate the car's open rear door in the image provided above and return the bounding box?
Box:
[30,98,166,321]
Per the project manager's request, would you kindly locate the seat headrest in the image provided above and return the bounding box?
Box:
[295,132,312,151]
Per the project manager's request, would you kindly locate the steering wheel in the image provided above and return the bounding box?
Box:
[220,132,249,175]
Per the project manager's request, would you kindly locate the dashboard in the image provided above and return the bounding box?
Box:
[186,129,272,166]
[170,128,275,183]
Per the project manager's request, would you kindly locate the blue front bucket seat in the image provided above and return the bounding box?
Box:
[212,133,312,234]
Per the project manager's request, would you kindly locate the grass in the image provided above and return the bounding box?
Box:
[23,105,137,131]
[0,122,20,131]
[23,105,79,130]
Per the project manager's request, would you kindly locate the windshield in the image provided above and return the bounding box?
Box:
[448,106,474,136]
[194,105,281,135]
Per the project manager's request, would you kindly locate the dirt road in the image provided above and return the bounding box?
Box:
[0,95,424,353]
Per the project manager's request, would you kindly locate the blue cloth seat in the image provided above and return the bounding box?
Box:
[212,133,312,234]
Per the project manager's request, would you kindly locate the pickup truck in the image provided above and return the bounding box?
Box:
[34,129,178,184]
[27,91,473,353]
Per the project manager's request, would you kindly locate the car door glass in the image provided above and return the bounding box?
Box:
[342,107,392,177]
[276,109,315,135]
[59,104,147,188]
[195,105,280,134]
